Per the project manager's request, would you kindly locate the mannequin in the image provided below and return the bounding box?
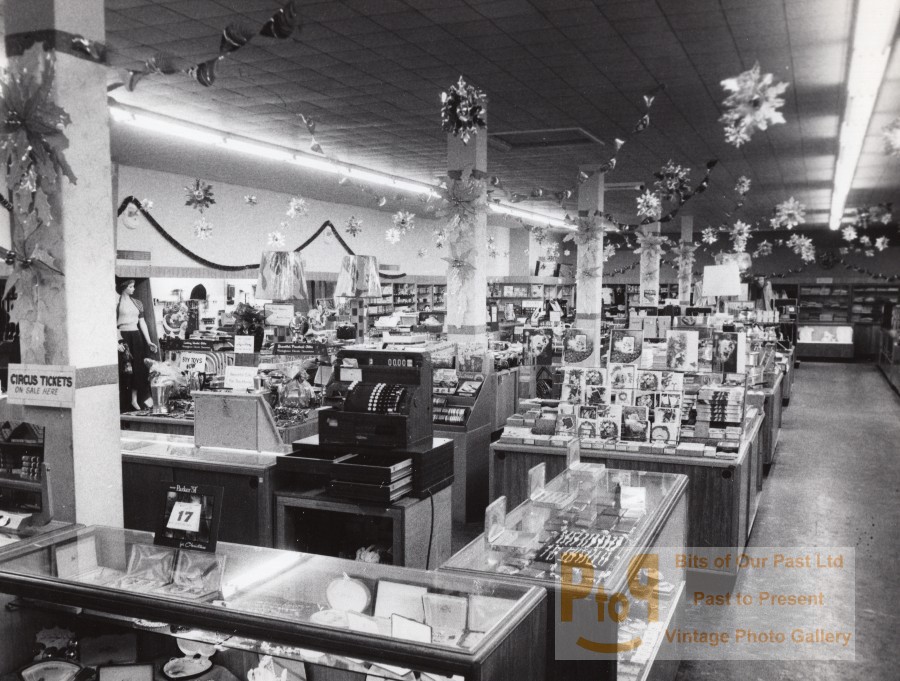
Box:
[117,280,157,410]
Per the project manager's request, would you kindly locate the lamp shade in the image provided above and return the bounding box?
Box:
[256,251,309,302]
[334,255,382,300]
[701,263,742,298]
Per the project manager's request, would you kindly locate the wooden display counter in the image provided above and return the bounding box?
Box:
[121,433,279,547]
[491,366,520,432]
[489,411,764,575]
[274,485,451,569]
[747,370,784,467]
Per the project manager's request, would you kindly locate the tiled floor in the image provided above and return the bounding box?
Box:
[675,362,900,680]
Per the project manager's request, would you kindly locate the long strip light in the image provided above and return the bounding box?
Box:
[829,0,900,229]
[109,103,569,229]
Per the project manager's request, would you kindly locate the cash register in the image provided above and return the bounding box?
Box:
[279,348,453,502]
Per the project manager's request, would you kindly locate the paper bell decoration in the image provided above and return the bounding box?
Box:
[256,251,309,302]
[334,255,382,301]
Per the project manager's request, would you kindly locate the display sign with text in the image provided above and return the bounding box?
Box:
[177,352,208,373]
[224,365,258,391]
[154,482,223,552]
[265,303,296,326]
[233,335,256,354]
[7,364,76,408]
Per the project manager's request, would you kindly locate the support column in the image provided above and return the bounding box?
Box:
[637,221,663,306]
[678,216,695,305]
[573,166,605,365]
[5,0,122,525]
[445,125,488,347]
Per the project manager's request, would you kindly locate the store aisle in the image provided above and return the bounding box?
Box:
[675,362,900,681]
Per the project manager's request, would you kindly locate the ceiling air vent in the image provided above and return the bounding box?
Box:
[488,127,604,151]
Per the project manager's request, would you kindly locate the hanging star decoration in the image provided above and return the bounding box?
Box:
[441,243,476,295]
[267,230,285,248]
[385,228,402,244]
[244,195,258,206]
[859,235,872,246]
[346,215,363,237]
[563,249,571,256]
[545,242,560,260]
[787,233,815,263]
[730,220,752,253]
[633,226,669,259]
[184,179,215,211]
[564,213,617,254]
[883,117,900,157]
[603,243,617,262]
[392,210,416,233]
[876,236,890,251]
[866,249,876,257]
[869,203,893,225]
[193,215,213,240]
[720,62,789,147]
[286,196,308,218]
[735,176,752,196]
[753,240,773,258]
[672,241,698,272]
[653,160,691,202]
[434,170,488,241]
[141,198,154,210]
[772,196,806,229]
[702,227,719,244]
[841,226,858,243]
[417,248,428,258]
[440,76,487,144]
[636,190,662,220]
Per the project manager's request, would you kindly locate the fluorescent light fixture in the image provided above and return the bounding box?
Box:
[829,0,900,229]
[489,202,570,229]
[109,102,567,226]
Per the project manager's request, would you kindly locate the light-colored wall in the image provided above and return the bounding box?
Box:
[116,165,518,279]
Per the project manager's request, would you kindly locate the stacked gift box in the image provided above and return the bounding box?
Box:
[694,384,745,441]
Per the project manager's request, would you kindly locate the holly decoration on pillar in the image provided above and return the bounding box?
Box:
[0,46,75,363]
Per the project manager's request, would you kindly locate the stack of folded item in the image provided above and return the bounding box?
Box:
[694,384,744,439]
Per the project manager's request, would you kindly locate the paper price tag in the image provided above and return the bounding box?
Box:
[166,501,202,533]
[234,335,255,354]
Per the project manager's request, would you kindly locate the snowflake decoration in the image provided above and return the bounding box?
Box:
[417,248,428,258]
[734,176,751,196]
[385,227,402,244]
[876,236,890,251]
[730,220,752,252]
[719,62,789,147]
[267,231,285,248]
[441,76,487,144]
[753,240,773,258]
[545,242,560,260]
[653,160,691,202]
[140,198,153,210]
[564,249,571,256]
[787,233,815,263]
[602,243,617,262]
[859,235,872,246]
[244,195,258,206]
[636,190,661,219]
[193,215,212,240]
[883,117,900,157]
[702,227,718,244]
[773,197,806,229]
[866,249,875,257]
[488,243,499,259]
[839,247,850,255]
[346,215,363,237]
[286,196,308,219]
[392,210,415,233]
[185,179,215,211]
[841,226,858,243]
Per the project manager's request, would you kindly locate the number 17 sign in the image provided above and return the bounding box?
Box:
[154,482,224,552]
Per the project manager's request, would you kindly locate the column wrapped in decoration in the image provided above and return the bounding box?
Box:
[635,227,668,306]
[672,241,698,304]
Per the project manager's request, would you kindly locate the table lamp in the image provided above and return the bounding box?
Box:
[701,263,742,314]
[333,255,383,340]
[256,251,310,342]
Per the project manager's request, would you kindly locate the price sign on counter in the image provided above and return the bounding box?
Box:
[233,335,255,354]
[166,500,202,533]
[155,482,223,552]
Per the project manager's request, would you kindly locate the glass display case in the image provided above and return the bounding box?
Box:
[442,463,688,681]
[0,526,546,681]
[796,324,854,359]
